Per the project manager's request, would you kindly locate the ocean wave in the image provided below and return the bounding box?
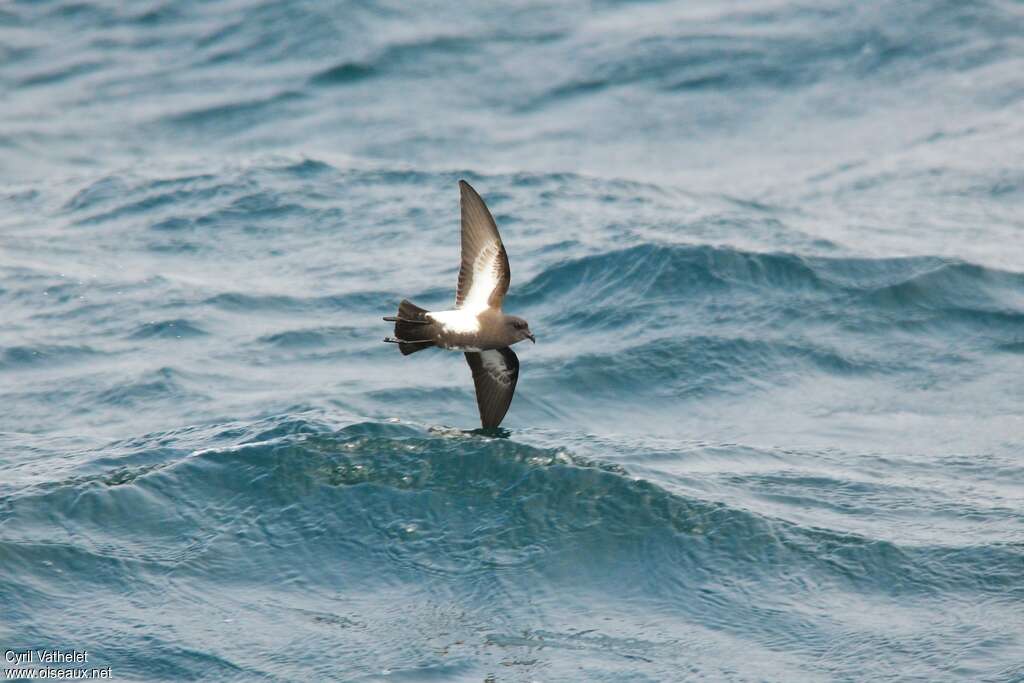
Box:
[128,318,207,340]
[3,422,1018,600]
[94,367,208,408]
[0,344,102,370]
[255,326,359,349]
[4,0,1024,676]
[516,243,1021,324]
[549,335,881,399]
[201,289,388,314]
[162,91,306,133]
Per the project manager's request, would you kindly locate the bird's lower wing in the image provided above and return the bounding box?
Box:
[465,347,519,428]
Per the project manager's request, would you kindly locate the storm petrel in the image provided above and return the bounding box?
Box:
[384,180,535,428]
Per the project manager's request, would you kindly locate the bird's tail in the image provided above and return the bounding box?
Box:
[383,299,435,355]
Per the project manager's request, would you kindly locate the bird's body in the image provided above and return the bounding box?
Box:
[426,308,522,351]
[383,180,535,428]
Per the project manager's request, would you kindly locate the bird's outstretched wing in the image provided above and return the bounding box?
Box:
[465,347,519,428]
[456,180,510,313]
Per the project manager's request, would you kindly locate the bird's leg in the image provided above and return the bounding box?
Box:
[383,316,428,324]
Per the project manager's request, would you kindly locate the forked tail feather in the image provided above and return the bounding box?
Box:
[383,299,434,355]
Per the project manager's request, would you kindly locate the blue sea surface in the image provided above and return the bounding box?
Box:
[2,1,1023,681]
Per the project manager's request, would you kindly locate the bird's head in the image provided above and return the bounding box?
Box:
[506,316,535,344]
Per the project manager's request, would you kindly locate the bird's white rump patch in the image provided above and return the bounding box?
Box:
[427,309,480,334]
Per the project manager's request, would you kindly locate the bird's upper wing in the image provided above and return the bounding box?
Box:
[456,180,510,314]
[465,347,519,428]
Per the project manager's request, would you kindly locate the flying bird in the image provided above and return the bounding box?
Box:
[384,180,535,428]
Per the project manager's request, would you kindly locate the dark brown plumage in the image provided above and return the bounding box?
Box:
[456,180,510,310]
[383,180,534,428]
[465,348,520,428]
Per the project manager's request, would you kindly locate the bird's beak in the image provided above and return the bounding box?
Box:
[526,332,536,343]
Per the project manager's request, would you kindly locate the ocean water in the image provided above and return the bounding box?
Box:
[2,0,1023,680]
